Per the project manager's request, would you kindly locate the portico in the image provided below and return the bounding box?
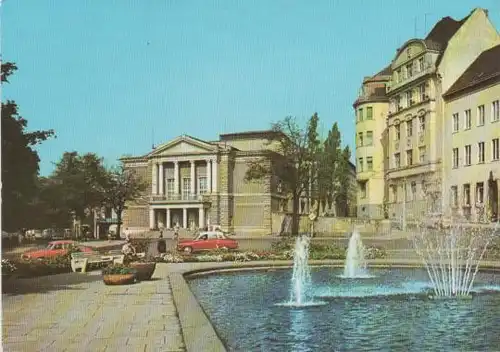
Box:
[149,204,209,230]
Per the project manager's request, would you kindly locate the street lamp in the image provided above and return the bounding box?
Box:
[70,210,77,239]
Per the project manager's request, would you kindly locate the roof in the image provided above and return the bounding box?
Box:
[219,130,282,141]
[444,44,500,98]
[373,65,392,77]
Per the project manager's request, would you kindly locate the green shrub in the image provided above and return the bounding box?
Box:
[102,264,136,275]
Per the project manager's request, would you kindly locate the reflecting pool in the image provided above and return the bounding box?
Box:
[188,267,500,352]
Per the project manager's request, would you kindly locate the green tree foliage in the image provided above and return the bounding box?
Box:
[333,146,352,216]
[101,166,147,236]
[1,62,55,231]
[50,152,109,220]
[246,114,324,235]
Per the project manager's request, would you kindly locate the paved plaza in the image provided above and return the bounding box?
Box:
[2,265,186,352]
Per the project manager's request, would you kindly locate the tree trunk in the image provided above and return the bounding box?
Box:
[116,210,122,239]
[291,193,300,236]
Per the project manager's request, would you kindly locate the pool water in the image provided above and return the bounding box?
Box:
[188,267,500,352]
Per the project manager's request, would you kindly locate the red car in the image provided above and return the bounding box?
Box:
[21,240,94,260]
[177,231,238,254]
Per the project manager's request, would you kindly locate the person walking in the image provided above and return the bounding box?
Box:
[173,223,180,243]
[157,233,167,255]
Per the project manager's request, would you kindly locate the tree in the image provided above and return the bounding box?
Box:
[1,62,55,231]
[50,152,109,220]
[245,114,324,236]
[318,122,341,213]
[333,146,352,217]
[101,166,147,236]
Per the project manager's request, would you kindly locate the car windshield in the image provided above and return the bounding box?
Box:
[46,244,55,249]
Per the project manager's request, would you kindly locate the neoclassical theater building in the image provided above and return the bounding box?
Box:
[120,130,288,236]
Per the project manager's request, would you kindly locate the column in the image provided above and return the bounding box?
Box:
[212,159,218,192]
[174,161,179,195]
[149,208,155,229]
[199,207,205,228]
[166,208,171,229]
[207,159,212,193]
[152,163,158,195]
[183,208,188,228]
[190,160,196,195]
[158,162,164,195]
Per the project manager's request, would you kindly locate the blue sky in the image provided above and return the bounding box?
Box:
[2,0,500,176]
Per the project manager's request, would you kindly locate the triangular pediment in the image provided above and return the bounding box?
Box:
[148,135,216,157]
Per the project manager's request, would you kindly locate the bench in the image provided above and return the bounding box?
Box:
[70,252,124,273]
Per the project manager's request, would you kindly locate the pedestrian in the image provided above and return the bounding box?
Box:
[157,233,167,255]
[173,223,180,243]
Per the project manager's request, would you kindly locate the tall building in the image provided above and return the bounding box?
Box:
[121,131,287,236]
[354,67,391,218]
[442,44,500,221]
[354,8,500,221]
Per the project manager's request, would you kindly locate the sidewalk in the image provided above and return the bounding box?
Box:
[2,265,185,352]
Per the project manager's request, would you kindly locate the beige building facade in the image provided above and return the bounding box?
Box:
[121,131,287,236]
[442,44,500,221]
[355,8,500,221]
[354,67,391,219]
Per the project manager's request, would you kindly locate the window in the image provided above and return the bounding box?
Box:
[464,145,471,166]
[367,157,373,171]
[396,69,401,83]
[419,146,426,163]
[493,138,499,160]
[358,158,363,172]
[395,124,400,140]
[464,109,471,129]
[451,186,458,207]
[396,95,402,111]
[477,105,485,126]
[360,182,367,198]
[478,142,485,163]
[358,132,364,147]
[452,148,459,168]
[463,184,471,206]
[198,176,208,194]
[476,182,484,204]
[358,108,364,122]
[418,57,425,72]
[394,71,399,83]
[366,107,373,120]
[366,131,373,146]
[182,178,191,199]
[406,90,413,107]
[493,100,500,122]
[411,182,417,199]
[453,113,459,132]
[394,153,401,168]
[406,63,413,78]
[419,84,426,101]
[406,120,413,137]
[406,149,413,166]
[391,185,398,202]
[419,116,426,132]
[166,178,175,196]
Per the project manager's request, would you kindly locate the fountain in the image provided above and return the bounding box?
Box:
[413,214,499,298]
[288,235,313,305]
[341,229,370,278]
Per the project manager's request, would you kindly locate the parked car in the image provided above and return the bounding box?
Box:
[177,231,238,254]
[33,229,44,240]
[21,240,94,260]
[42,229,53,240]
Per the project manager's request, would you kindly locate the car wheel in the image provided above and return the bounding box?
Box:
[183,246,193,254]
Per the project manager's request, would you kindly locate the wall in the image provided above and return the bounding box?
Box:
[271,213,392,236]
[443,82,500,218]
[438,9,500,94]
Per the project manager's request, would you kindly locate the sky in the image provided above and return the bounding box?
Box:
[2,0,500,176]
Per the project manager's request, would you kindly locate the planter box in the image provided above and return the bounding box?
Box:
[102,273,135,285]
[130,262,156,281]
